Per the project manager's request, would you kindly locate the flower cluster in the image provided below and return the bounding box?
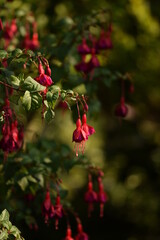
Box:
[75,24,113,78]
[42,190,63,229]
[0,98,24,161]
[85,172,108,218]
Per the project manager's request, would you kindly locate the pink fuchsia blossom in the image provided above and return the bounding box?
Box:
[72,118,88,157]
[82,114,95,138]
[54,194,63,230]
[115,97,128,118]
[77,38,91,55]
[97,177,108,218]
[64,227,74,240]
[75,223,88,240]
[84,179,97,217]
[42,190,54,224]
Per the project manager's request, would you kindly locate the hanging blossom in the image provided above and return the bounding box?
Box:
[84,175,97,217]
[64,226,74,240]
[34,59,53,87]
[96,24,113,50]
[81,113,95,138]
[41,190,54,224]
[0,98,24,161]
[3,19,17,49]
[72,118,88,157]
[97,176,108,218]
[53,194,63,230]
[75,222,88,240]
[22,21,39,51]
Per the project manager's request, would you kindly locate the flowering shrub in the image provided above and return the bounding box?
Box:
[0,1,134,239]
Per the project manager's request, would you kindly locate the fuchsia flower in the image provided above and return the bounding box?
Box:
[115,97,128,118]
[75,223,88,240]
[84,178,97,217]
[22,22,40,51]
[77,38,90,55]
[35,60,53,87]
[0,100,24,160]
[54,194,63,230]
[97,177,108,218]
[3,19,17,49]
[72,118,87,157]
[82,114,95,137]
[42,190,54,224]
[75,55,91,75]
[96,29,113,50]
[64,227,74,240]
[0,18,3,31]
[88,48,100,70]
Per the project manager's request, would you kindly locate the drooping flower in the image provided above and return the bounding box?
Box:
[82,113,95,138]
[53,194,63,230]
[97,177,108,218]
[115,97,128,118]
[72,118,87,157]
[84,176,97,217]
[88,48,100,71]
[75,223,88,240]
[75,55,91,75]
[0,18,3,31]
[42,190,54,224]
[35,60,53,87]
[96,29,113,50]
[77,38,90,55]
[0,100,24,160]
[64,226,74,240]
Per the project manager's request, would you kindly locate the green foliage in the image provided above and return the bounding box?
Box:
[0,209,24,240]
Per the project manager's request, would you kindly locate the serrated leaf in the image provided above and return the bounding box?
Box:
[10,75,20,88]
[27,175,37,183]
[44,108,55,123]
[0,50,8,58]
[22,91,31,111]
[18,177,28,191]
[46,91,53,102]
[10,225,21,237]
[0,209,9,222]
[21,76,46,92]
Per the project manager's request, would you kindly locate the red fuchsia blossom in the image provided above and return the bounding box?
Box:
[35,61,53,87]
[3,19,17,49]
[96,28,113,50]
[46,65,51,77]
[82,113,95,138]
[75,55,91,75]
[84,176,97,217]
[97,177,108,218]
[42,190,54,224]
[75,223,88,240]
[77,38,91,55]
[0,19,3,31]
[72,118,88,157]
[88,48,100,70]
[54,194,63,230]
[115,96,128,118]
[64,226,74,240]
[0,99,24,161]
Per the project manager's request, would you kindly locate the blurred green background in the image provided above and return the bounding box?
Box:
[2,0,160,239]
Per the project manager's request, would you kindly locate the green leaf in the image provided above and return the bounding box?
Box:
[44,108,55,123]
[61,92,66,101]
[22,91,31,111]
[12,49,23,57]
[0,230,8,240]
[0,50,8,58]
[18,177,28,191]
[20,76,46,92]
[48,85,60,93]
[27,50,35,57]
[0,209,9,222]
[10,75,20,88]
[10,225,21,237]
[31,93,42,110]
